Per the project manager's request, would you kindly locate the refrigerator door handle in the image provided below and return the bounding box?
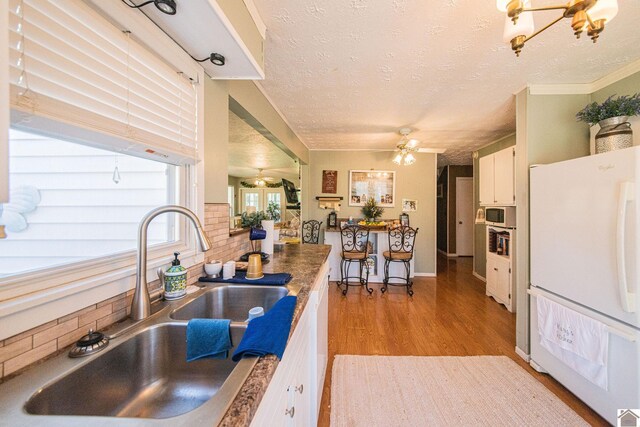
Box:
[616,181,636,313]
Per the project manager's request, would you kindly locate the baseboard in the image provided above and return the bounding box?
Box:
[472,271,486,282]
[437,249,458,257]
[515,346,530,362]
[414,272,436,277]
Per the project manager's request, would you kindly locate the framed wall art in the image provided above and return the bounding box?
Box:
[322,170,338,193]
[349,170,395,207]
[402,199,417,212]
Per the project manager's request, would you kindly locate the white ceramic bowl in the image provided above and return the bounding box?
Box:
[204,260,223,276]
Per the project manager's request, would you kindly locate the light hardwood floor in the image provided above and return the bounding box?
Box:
[317,254,607,426]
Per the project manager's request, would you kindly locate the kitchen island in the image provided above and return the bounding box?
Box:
[324,227,415,283]
[0,244,331,427]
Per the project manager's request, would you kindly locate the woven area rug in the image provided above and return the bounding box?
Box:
[330,355,588,427]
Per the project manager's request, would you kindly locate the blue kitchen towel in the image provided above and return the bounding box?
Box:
[199,271,292,286]
[186,318,232,362]
[232,295,297,362]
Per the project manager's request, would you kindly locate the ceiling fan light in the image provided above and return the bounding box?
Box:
[404,153,416,165]
[503,11,534,43]
[587,0,618,22]
[496,0,511,12]
[393,153,403,165]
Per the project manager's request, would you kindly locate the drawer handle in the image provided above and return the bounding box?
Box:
[295,384,304,394]
[494,268,498,271]
[285,406,295,418]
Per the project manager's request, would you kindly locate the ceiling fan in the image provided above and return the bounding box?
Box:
[393,128,419,166]
[253,169,277,187]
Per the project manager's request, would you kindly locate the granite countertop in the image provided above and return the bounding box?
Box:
[218,243,332,427]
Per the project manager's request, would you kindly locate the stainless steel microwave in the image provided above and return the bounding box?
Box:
[485,207,516,227]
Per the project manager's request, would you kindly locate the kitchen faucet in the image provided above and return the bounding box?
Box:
[131,205,212,321]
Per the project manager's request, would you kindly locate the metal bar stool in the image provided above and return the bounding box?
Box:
[381,226,419,296]
[301,220,322,244]
[338,225,373,295]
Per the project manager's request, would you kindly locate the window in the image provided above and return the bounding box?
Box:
[244,192,259,210]
[0,128,179,278]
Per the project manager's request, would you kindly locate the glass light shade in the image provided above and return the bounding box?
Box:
[406,139,419,148]
[588,0,618,22]
[496,0,510,12]
[393,153,403,165]
[503,11,534,43]
[404,153,416,165]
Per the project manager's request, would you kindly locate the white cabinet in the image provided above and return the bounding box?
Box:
[251,261,329,427]
[479,146,515,206]
[486,226,515,312]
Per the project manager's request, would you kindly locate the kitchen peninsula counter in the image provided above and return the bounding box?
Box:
[219,243,331,427]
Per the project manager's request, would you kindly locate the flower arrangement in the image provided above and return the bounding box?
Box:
[576,93,640,125]
[361,197,384,221]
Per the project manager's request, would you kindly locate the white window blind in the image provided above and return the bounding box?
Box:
[7,0,199,165]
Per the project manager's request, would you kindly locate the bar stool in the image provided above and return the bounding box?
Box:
[301,220,322,244]
[381,226,419,296]
[338,225,373,295]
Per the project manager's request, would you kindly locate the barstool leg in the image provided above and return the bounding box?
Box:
[404,260,413,296]
[363,259,373,294]
[381,259,390,293]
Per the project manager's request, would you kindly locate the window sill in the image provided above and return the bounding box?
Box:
[0,246,203,341]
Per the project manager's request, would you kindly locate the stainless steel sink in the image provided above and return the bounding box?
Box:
[171,285,289,322]
[25,323,247,419]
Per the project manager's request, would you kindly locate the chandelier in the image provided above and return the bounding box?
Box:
[393,128,418,166]
[498,0,618,56]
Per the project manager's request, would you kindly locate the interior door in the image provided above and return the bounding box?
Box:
[456,177,473,256]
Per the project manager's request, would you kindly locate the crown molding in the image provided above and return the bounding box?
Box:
[528,58,640,95]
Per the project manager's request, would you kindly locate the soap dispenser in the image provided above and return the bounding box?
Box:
[164,252,187,300]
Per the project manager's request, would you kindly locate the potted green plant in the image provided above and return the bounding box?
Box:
[361,197,384,224]
[576,93,640,154]
[266,200,281,223]
[240,210,267,228]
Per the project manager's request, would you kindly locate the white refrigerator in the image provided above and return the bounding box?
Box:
[530,146,640,425]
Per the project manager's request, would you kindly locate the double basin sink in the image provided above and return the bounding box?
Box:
[2,284,290,425]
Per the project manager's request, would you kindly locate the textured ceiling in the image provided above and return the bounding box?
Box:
[228,111,299,181]
[251,0,640,165]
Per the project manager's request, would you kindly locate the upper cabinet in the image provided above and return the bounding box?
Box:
[479,147,516,206]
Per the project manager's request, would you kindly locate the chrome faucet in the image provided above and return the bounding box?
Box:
[131,205,212,321]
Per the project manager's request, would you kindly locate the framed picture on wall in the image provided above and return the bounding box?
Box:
[402,199,417,212]
[349,170,395,207]
[322,170,338,193]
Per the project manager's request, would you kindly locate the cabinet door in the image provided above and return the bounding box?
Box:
[479,155,495,205]
[493,147,515,205]
[486,257,498,295]
[494,257,511,304]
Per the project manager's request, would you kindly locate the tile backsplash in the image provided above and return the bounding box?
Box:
[0,203,252,381]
